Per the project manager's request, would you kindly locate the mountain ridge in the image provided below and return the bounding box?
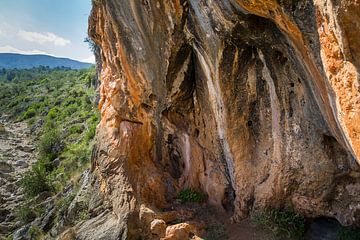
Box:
[0,53,93,69]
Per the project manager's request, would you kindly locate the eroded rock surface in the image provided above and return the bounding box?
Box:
[86,0,360,238]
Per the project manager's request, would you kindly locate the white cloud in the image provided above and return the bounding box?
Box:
[18,30,71,46]
[81,55,95,64]
[0,45,52,55]
[0,22,12,36]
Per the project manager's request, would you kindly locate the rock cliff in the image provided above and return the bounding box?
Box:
[87,0,360,239]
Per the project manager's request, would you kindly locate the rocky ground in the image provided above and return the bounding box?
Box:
[0,114,92,239]
[0,116,36,238]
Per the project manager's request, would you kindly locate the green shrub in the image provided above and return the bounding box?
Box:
[5,234,13,240]
[64,104,78,116]
[23,107,36,119]
[69,125,83,135]
[178,188,205,203]
[15,206,37,223]
[338,227,360,240]
[252,208,306,240]
[43,120,56,130]
[76,207,90,222]
[47,107,58,120]
[39,129,62,160]
[56,193,75,217]
[62,97,76,107]
[20,162,53,197]
[28,118,36,126]
[28,225,43,239]
[61,143,90,172]
[85,123,97,142]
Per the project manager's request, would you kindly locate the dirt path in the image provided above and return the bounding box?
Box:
[0,116,36,238]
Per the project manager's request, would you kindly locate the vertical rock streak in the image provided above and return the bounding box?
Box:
[258,50,281,160]
[181,132,191,181]
[194,46,236,189]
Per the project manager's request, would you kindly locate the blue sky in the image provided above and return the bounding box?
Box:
[0,0,94,63]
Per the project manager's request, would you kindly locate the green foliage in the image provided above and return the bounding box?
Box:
[338,227,360,240]
[47,107,58,120]
[5,234,13,240]
[20,161,53,197]
[252,208,306,240]
[15,206,37,223]
[60,142,90,174]
[69,124,83,135]
[56,193,75,217]
[23,107,36,119]
[64,104,78,116]
[76,206,90,222]
[2,67,100,234]
[178,188,205,203]
[84,114,99,142]
[84,123,96,142]
[38,129,62,161]
[28,225,44,240]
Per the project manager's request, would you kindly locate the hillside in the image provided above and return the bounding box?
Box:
[0,53,92,69]
[0,67,99,239]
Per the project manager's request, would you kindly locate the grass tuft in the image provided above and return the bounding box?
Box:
[251,208,306,240]
[178,188,205,203]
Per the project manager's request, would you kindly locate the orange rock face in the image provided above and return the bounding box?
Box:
[88,0,360,238]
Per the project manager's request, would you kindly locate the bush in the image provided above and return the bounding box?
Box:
[64,104,78,116]
[15,206,37,223]
[28,225,44,239]
[76,206,90,222]
[61,143,90,173]
[47,107,58,120]
[20,162,53,197]
[39,129,62,160]
[252,208,306,240]
[23,107,36,119]
[56,193,75,217]
[178,188,205,203]
[85,123,97,142]
[69,125,83,135]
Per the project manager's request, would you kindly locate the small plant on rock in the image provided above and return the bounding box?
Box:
[28,225,44,240]
[15,206,37,224]
[178,188,205,203]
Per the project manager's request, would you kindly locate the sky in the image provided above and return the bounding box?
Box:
[0,0,94,63]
